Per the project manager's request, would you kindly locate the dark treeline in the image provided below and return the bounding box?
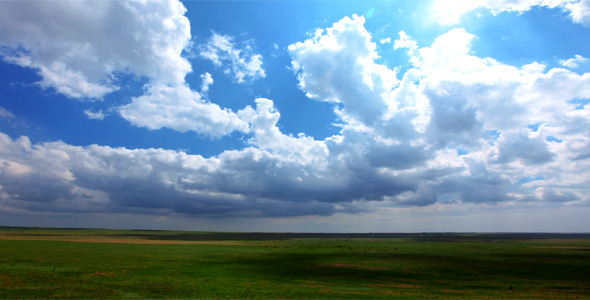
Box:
[2,226,588,242]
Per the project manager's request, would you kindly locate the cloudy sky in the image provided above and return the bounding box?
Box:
[1,0,589,232]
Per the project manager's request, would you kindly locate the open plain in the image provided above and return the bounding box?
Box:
[1,227,589,299]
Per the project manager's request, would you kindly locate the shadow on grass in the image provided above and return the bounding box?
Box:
[218,250,590,290]
[226,252,415,283]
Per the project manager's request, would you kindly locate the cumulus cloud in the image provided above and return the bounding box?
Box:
[199,32,266,83]
[0,0,191,99]
[239,98,329,162]
[289,15,410,137]
[432,0,590,26]
[400,25,590,208]
[403,27,590,138]
[495,132,555,165]
[285,15,590,211]
[119,84,250,137]
[425,90,483,149]
[564,0,590,24]
[0,130,411,217]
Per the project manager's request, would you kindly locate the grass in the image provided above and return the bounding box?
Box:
[1,227,589,298]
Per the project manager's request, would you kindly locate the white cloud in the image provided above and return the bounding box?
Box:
[564,0,590,24]
[431,0,590,26]
[379,37,391,45]
[119,84,250,138]
[199,32,266,83]
[405,27,590,136]
[288,15,401,131]
[239,98,329,164]
[200,72,214,94]
[0,0,192,99]
[0,107,15,120]
[393,31,418,56]
[84,109,106,120]
[560,54,589,68]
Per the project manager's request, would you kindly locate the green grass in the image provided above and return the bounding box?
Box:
[1,227,589,298]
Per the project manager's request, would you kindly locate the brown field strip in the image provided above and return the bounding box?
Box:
[0,233,243,245]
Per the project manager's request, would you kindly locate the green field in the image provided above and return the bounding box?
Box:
[1,227,589,299]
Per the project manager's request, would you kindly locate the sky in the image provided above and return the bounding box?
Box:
[0,0,590,232]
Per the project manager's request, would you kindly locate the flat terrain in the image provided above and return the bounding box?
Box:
[1,227,589,299]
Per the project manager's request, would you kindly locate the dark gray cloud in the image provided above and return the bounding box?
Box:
[0,133,419,217]
[496,133,555,165]
[366,143,431,170]
[541,188,580,203]
[425,88,483,149]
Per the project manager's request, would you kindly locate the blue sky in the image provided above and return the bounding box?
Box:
[1,0,590,232]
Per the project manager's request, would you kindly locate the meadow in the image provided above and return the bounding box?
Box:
[0,227,589,299]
